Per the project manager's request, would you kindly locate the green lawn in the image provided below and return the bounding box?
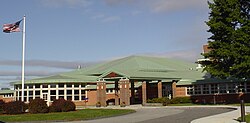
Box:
[246,114,250,123]
[0,109,135,122]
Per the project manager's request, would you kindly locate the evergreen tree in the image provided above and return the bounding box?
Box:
[203,0,250,80]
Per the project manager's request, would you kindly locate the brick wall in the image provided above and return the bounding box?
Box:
[0,95,15,102]
[85,90,97,106]
[175,87,186,97]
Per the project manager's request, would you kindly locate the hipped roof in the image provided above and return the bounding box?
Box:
[13,55,208,85]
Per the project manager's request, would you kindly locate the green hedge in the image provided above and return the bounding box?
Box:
[147,97,192,105]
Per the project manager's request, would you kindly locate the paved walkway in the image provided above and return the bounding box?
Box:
[191,106,250,123]
[54,105,238,123]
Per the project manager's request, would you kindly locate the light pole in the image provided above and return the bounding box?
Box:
[238,84,246,122]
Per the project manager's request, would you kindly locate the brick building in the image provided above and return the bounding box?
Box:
[2,54,249,106]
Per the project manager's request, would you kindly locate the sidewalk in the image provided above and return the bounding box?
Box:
[191,106,250,123]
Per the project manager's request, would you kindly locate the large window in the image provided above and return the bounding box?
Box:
[194,85,201,94]
[227,83,236,93]
[211,84,219,94]
[219,84,227,94]
[203,84,210,94]
[187,86,194,95]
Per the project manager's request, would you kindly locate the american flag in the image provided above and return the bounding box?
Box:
[3,20,22,33]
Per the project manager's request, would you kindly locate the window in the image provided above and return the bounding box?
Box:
[42,84,48,88]
[74,96,79,100]
[29,91,33,96]
[67,96,72,100]
[59,90,64,95]
[35,91,40,95]
[203,84,210,94]
[227,83,237,93]
[186,86,194,95]
[51,84,56,88]
[66,84,72,88]
[74,84,79,88]
[194,85,201,94]
[219,84,227,94]
[67,90,72,95]
[35,84,40,88]
[74,90,79,95]
[59,84,64,88]
[51,96,56,101]
[50,90,56,95]
[211,84,219,94]
[81,90,85,94]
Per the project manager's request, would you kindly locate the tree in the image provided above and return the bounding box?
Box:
[203,0,250,80]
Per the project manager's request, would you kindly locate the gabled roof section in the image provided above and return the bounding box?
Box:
[99,71,129,79]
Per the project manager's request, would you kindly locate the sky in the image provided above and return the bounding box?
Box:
[0,0,211,88]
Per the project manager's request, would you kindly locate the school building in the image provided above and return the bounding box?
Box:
[1,47,250,106]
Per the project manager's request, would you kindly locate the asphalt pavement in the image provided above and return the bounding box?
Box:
[53,105,237,123]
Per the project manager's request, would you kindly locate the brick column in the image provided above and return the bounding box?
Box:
[158,81,162,98]
[130,80,135,105]
[119,79,130,106]
[96,82,106,107]
[115,80,119,106]
[172,81,177,98]
[142,81,147,105]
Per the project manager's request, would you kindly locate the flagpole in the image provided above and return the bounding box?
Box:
[21,15,26,102]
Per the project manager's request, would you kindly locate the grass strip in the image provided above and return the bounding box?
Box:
[0,109,135,122]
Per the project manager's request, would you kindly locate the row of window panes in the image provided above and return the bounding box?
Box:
[187,83,246,95]
[15,83,86,89]
[16,90,85,97]
[17,95,86,102]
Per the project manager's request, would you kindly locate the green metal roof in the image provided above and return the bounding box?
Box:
[13,55,209,85]
[0,90,14,94]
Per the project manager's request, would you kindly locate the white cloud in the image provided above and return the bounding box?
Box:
[40,0,92,8]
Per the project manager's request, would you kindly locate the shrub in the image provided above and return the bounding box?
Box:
[29,98,48,114]
[147,97,170,106]
[62,100,75,112]
[49,98,75,112]
[3,101,27,114]
[170,97,192,104]
[0,100,5,114]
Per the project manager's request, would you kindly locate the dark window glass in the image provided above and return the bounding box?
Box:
[59,90,64,95]
[59,84,64,88]
[74,90,79,94]
[50,90,56,95]
[67,90,72,94]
